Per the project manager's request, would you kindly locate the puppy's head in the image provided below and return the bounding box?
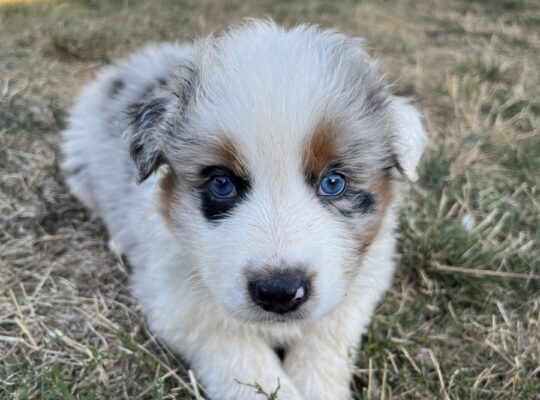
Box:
[126,21,427,322]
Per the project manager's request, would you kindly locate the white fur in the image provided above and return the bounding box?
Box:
[62,21,426,400]
[388,98,428,181]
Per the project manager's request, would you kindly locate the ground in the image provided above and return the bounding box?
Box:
[0,0,539,399]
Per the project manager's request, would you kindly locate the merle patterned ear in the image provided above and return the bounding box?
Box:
[126,95,170,182]
[125,63,198,183]
[388,97,428,181]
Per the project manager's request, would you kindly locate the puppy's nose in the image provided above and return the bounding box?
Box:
[248,270,310,314]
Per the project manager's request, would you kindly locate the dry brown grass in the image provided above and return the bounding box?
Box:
[1,0,539,399]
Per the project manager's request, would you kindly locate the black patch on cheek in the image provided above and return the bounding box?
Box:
[200,193,238,221]
[330,190,376,217]
[199,167,251,222]
[350,190,376,214]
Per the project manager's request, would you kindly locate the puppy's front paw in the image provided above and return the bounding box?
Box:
[203,375,303,400]
[185,336,304,400]
[284,345,353,400]
[232,378,304,400]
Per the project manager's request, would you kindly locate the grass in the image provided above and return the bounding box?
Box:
[0,0,538,399]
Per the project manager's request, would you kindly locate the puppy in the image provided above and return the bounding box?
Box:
[62,20,427,400]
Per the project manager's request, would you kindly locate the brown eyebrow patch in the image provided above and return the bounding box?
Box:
[213,136,247,177]
[303,119,338,182]
[158,170,179,227]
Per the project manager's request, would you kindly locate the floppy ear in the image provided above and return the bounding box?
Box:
[126,94,171,183]
[388,97,428,181]
[125,63,198,183]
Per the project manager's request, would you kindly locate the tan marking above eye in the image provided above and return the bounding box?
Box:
[213,136,247,177]
[303,119,338,180]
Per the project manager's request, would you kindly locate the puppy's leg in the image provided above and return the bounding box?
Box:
[284,298,373,399]
[185,331,304,400]
[284,328,357,399]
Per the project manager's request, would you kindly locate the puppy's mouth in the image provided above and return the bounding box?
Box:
[236,305,310,324]
[254,310,307,323]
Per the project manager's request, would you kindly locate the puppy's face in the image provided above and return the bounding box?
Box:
[127,22,427,322]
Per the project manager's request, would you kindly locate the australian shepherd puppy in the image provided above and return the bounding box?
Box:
[62,20,427,400]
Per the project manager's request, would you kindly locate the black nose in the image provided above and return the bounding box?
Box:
[248,270,310,314]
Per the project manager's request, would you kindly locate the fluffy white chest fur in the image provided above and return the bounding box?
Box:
[62,20,427,400]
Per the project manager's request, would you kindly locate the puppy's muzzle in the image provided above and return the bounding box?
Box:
[248,269,310,314]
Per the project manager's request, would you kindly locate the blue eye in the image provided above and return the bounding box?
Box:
[210,175,237,199]
[318,173,347,197]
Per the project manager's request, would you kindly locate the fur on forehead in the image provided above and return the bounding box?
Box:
[162,21,394,174]
[191,21,388,129]
[127,20,426,184]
